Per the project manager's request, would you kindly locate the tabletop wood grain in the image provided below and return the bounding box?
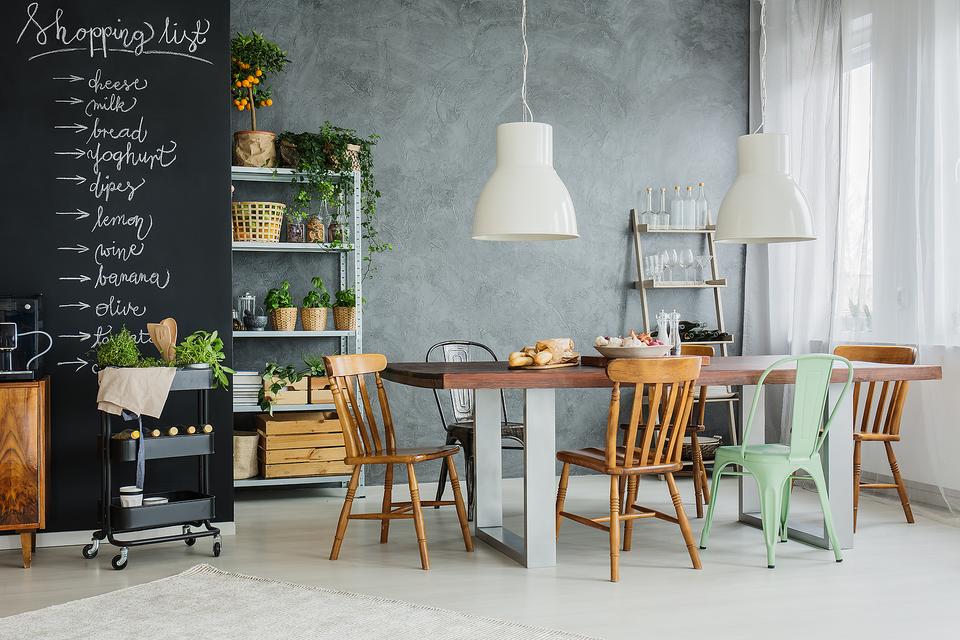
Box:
[382,356,943,390]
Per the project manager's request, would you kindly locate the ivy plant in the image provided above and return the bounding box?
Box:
[258,362,304,414]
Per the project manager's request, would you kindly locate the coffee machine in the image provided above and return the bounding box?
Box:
[0,296,52,380]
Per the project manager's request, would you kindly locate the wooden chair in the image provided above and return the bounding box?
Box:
[556,357,703,582]
[833,344,917,531]
[324,354,473,570]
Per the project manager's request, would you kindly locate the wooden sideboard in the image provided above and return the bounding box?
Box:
[0,377,50,568]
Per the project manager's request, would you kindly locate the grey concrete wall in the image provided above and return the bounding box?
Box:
[230,0,749,483]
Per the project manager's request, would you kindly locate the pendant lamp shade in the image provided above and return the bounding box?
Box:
[715,133,815,243]
[472,122,578,241]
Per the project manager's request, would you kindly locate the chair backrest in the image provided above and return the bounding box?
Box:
[741,354,854,461]
[604,357,702,471]
[425,340,508,425]
[324,354,395,458]
[833,345,915,437]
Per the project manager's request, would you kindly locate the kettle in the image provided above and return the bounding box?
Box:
[0,322,52,377]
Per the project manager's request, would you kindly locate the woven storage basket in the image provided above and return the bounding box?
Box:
[233,431,259,480]
[269,307,298,331]
[681,435,722,461]
[301,307,328,332]
[333,306,356,331]
[232,201,286,242]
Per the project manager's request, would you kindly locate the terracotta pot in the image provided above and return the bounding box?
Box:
[269,307,298,331]
[333,306,356,331]
[233,130,277,168]
[301,307,328,332]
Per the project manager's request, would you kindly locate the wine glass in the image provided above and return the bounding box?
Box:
[682,249,695,282]
[695,254,711,283]
[659,250,671,282]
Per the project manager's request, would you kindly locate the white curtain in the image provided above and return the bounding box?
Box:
[744,0,960,513]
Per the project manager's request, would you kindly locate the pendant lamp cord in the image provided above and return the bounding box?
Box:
[520,0,534,122]
[753,0,767,134]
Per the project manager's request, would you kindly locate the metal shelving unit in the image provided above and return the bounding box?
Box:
[231,166,363,490]
[630,210,739,447]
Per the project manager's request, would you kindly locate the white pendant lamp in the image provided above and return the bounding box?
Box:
[715,0,815,244]
[472,0,578,241]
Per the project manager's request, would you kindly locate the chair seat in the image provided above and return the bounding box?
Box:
[854,432,900,442]
[557,446,683,476]
[449,421,525,441]
[347,445,460,465]
[714,443,795,463]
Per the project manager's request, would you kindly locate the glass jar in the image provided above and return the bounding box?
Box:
[307,215,325,243]
[287,221,306,243]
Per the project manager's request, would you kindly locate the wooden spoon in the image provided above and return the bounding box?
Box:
[160,317,177,362]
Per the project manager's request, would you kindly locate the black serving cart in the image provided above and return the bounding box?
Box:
[82,367,221,570]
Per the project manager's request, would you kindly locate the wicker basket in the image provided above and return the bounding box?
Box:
[301,307,328,332]
[333,306,356,331]
[681,435,722,462]
[269,307,298,331]
[232,201,286,242]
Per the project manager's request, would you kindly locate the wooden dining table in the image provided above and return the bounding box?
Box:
[382,356,941,569]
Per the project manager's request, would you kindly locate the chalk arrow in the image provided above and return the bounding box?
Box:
[55,208,90,220]
[56,96,83,105]
[57,175,87,185]
[57,358,89,372]
[54,123,88,134]
[58,332,92,342]
[57,244,89,254]
[54,148,85,159]
[59,274,91,283]
[58,301,91,311]
[52,74,84,83]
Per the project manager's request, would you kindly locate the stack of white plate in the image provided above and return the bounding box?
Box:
[233,370,262,407]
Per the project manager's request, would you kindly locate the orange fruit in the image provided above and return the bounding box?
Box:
[266,98,273,106]
[235,81,242,87]
[242,80,251,88]
[252,77,260,84]
[255,69,263,76]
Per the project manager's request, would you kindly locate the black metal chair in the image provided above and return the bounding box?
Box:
[426,340,524,521]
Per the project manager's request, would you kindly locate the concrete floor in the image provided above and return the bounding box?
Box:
[3,476,959,639]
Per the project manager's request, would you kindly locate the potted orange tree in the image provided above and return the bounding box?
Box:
[231,31,290,167]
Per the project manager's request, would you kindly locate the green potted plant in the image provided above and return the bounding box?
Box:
[95,327,142,368]
[265,280,297,331]
[302,354,333,404]
[258,362,304,414]
[333,287,360,331]
[231,31,290,167]
[175,330,235,389]
[301,276,330,332]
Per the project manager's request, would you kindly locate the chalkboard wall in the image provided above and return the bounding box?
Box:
[1,0,233,531]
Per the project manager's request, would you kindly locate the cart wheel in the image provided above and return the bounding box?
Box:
[111,548,128,570]
[213,541,221,558]
[185,537,196,546]
[81,542,99,559]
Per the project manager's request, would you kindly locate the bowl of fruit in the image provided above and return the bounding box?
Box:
[594,331,672,359]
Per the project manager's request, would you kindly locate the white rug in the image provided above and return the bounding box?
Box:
[0,564,595,639]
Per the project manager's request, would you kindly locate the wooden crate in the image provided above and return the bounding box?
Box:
[308,376,334,404]
[263,377,309,405]
[260,459,353,478]
[256,411,340,435]
[260,446,346,465]
[258,431,344,450]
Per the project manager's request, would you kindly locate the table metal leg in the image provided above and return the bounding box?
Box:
[738,382,854,550]
[474,387,557,568]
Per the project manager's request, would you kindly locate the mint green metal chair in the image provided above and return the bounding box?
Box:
[699,354,854,568]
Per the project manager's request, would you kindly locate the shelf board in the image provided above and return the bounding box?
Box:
[233,403,335,414]
[232,241,354,253]
[631,219,716,234]
[233,330,355,338]
[231,166,353,183]
[684,338,736,345]
[637,278,727,289]
[234,474,351,488]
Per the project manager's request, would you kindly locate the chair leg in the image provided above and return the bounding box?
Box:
[435,432,457,506]
[622,476,639,551]
[885,441,915,524]
[407,464,430,570]
[691,434,705,518]
[853,439,862,532]
[807,463,843,563]
[758,472,787,568]
[555,462,570,540]
[462,438,475,522]
[445,456,474,552]
[699,462,727,549]
[609,475,621,582]
[779,477,792,543]
[380,463,394,544]
[665,472,701,569]
[330,466,361,561]
[726,399,738,446]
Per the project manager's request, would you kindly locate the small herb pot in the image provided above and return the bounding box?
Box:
[269,307,298,331]
[333,306,356,331]
[301,307,328,332]
[286,221,306,243]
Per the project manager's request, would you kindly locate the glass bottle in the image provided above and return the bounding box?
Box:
[683,186,696,229]
[640,186,654,228]
[657,187,669,228]
[669,185,684,229]
[695,182,710,229]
